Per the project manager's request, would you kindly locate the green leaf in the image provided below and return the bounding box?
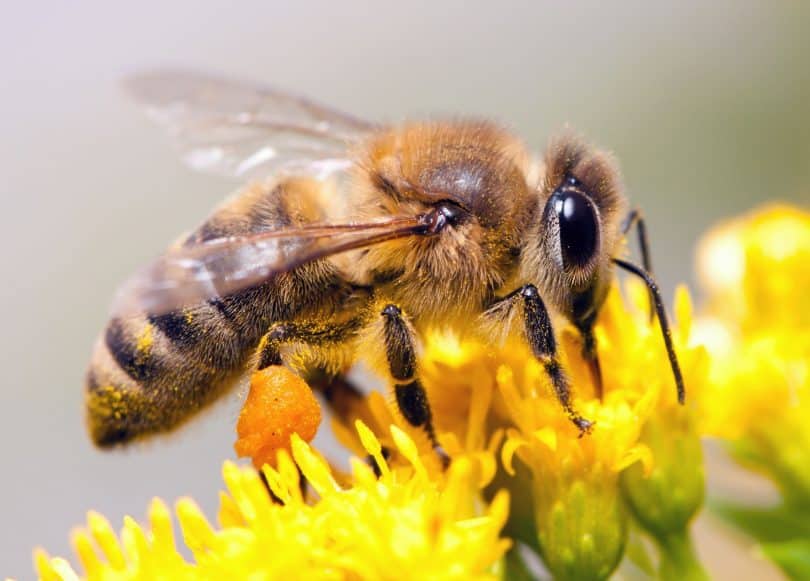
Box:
[710,500,810,543]
[759,539,810,581]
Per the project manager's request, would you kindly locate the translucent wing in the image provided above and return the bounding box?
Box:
[124,69,379,180]
[112,216,430,316]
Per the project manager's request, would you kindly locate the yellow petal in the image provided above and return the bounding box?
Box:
[291,433,340,496]
[33,549,59,581]
[533,427,557,452]
[501,433,528,476]
[356,419,390,479]
[614,444,654,476]
[87,510,125,569]
[391,424,428,482]
[176,497,216,554]
[70,529,101,576]
[148,498,177,557]
[49,558,81,581]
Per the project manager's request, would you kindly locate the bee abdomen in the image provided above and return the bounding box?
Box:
[86,268,342,447]
[104,317,164,382]
[85,177,348,447]
[87,309,242,447]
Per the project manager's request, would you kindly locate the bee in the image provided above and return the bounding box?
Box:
[86,70,684,450]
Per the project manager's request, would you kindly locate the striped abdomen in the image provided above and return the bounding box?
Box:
[85,178,346,447]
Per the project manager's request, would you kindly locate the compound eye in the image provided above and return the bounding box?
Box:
[547,189,600,269]
[437,202,464,225]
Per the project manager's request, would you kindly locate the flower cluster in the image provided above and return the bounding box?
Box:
[36,277,710,580]
[411,283,708,580]
[36,425,509,580]
[694,204,810,578]
[44,203,810,579]
[696,205,810,481]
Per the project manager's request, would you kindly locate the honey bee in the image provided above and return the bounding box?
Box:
[86,70,684,450]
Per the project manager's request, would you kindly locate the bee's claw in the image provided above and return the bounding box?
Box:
[574,416,595,437]
[433,444,451,469]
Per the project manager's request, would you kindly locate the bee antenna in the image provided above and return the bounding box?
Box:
[612,258,686,404]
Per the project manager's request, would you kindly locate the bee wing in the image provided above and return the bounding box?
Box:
[111,215,428,316]
[124,69,379,180]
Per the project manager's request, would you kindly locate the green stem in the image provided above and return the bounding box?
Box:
[503,546,536,581]
[657,528,709,581]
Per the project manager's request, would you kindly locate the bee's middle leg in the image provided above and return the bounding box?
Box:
[380,304,445,456]
[575,314,604,401]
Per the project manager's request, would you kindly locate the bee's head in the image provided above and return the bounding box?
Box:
[521,134,627,320]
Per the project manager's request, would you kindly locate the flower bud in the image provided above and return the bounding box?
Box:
[533,467,627,581]
[621,409,705,539]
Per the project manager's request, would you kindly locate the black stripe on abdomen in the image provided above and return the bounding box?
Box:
[148,311,199,345]
[207,297,240,325]
[104,318,161,382]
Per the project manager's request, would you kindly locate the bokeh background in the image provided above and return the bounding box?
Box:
[2,1,808,578]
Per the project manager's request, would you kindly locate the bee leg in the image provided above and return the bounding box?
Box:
[575,315,604,401]
[614,258,686,404]
[380,304,448,464]
[622,209,655,320]
[580,334,603,401]
[252,321,361,497]
[256,321,381,425]
[305,369,365,421]
[308,369,393,477]
[256,320,360,371]
[520,285,594,435]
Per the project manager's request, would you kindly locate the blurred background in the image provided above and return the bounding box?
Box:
[1,1,808,578]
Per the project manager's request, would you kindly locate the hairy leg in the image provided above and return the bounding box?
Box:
[380,304,444,451]
[489,285,594,434]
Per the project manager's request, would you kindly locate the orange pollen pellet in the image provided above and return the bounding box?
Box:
[234,366,321,469]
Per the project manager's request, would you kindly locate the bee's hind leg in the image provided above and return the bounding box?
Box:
[255,318,371,421]
[305,369,365,419]
[253,318,365,496]
[254,312,447,466]
[256,319,362,370]
[380,304,448,466]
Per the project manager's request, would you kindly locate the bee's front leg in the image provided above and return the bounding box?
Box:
[380,304,446,460]
[621,208,655,320]
[491,285,594,435]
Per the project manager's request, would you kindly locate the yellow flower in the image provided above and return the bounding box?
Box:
[697,203,810,334]
[35,424,511,581]
[38,228,724,580]
[501,284,706,581]
[619,288,708,579]
[334,281,708,580]
[695,204,810,504]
